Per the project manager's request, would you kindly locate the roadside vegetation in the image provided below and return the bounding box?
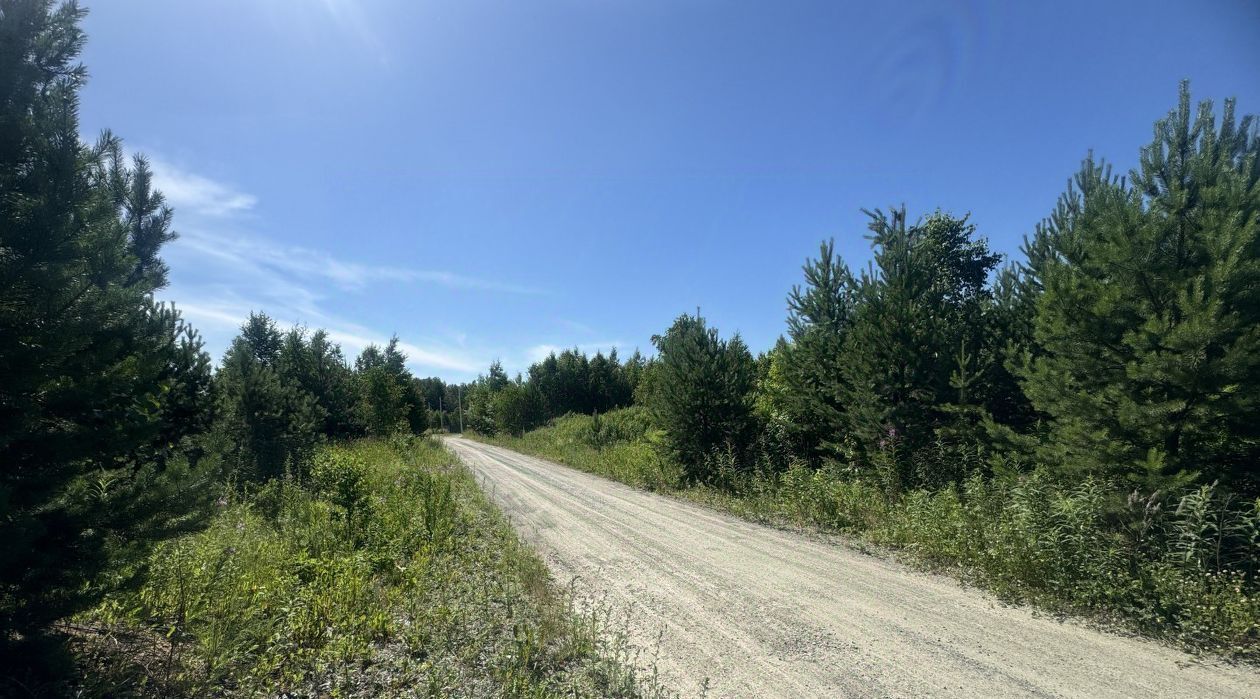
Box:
[479,412,1260,658]
[464,85,1260,658]
[69,437,659,698]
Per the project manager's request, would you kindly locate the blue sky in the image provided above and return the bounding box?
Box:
[78,0,1260,382]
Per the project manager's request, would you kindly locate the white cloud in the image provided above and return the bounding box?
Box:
[149,157,257,218]
[143,153,521,378]
[175,228,543,295]
[324,329,480,374]
[172,295,483,376]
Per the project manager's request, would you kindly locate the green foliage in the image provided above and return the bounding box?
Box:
[278,328,359,438]
[463,378,500,435]
[309,448,370,518]
[480,410,681,491]
[493,380,547,436]
[74,439,660,697]
[650,313,759,483]
[485,421,1260,657]
[463,348,642,437]
[1019,83,1260,493]
[772,240,858,461]
[214,314,321,482]
[354,337,428,436]
[0,0,216,664]
[838,208,1003,491]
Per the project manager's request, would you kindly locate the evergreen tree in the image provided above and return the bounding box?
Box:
[352,337,427,435]
[621,349,648,399]
[775,240,858,462]
[494,380,547,436]
[838,208,1002,490]
[214,314,319,480]
[1020,84,1260,493]
[485,359,510,391]
[649,313,758,482]
[464,373,501,435]
[0,0,215,657]
[356,364,406,435]
[308,329,360,437]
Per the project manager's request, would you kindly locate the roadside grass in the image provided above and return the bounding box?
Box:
[474,409,1260,661]
[66,435,670,698]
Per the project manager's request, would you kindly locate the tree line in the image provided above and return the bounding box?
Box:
[467,82,1259,502]
[462,348,645,436]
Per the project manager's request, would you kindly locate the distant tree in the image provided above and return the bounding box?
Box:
[485,359,510,392]
[277,327,359,438]
[464,376,500,435]
[215,314,320,479]
[1019,84,1260,493]
[0,0,215,660]
[415,376,447,412]
[494,380,547,436]
[649,313,758,482]
[354,337,426,435]
[632,356,663,408]
[356,364,406,435]
[621,349,648,399]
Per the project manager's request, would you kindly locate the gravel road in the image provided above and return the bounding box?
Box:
[443,436,1260,698]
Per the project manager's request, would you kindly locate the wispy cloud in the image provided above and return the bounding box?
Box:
[324,329,479,374]
[176,227,543,295]
[145,155,518,378]
[172,289,484,376]
[149,156,257,217]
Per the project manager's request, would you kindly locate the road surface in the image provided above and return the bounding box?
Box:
[443,436,1260,698]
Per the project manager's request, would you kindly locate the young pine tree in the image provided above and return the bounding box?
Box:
[649,313,758,482]
[775,239,858,462]
[0,0,216,662]
[352,337,428,434]
[214,313,320,480]
[1020,84,1260,494]
[838,208,1002,491]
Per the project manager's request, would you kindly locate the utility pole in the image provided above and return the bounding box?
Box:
[438,395,445,432]
[457,384,465,433]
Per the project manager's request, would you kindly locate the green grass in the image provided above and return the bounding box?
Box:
[475,410,1260,660]
[67,435,668,698]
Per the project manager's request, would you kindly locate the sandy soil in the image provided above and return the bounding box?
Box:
[444,437,1260,698]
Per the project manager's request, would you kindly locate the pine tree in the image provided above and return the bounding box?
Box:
[0,0,215,659]
[838,208,1002,490]
[775,240,858,462]
[650,313,758,482]
[494,380,547,436]
[215,315,320,480]
[1020,83,1260,493]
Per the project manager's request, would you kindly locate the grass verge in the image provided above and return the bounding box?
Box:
[471,409,1260,661]
[60,435,668,698]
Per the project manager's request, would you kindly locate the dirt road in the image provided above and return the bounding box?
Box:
[443,437,1260,698]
